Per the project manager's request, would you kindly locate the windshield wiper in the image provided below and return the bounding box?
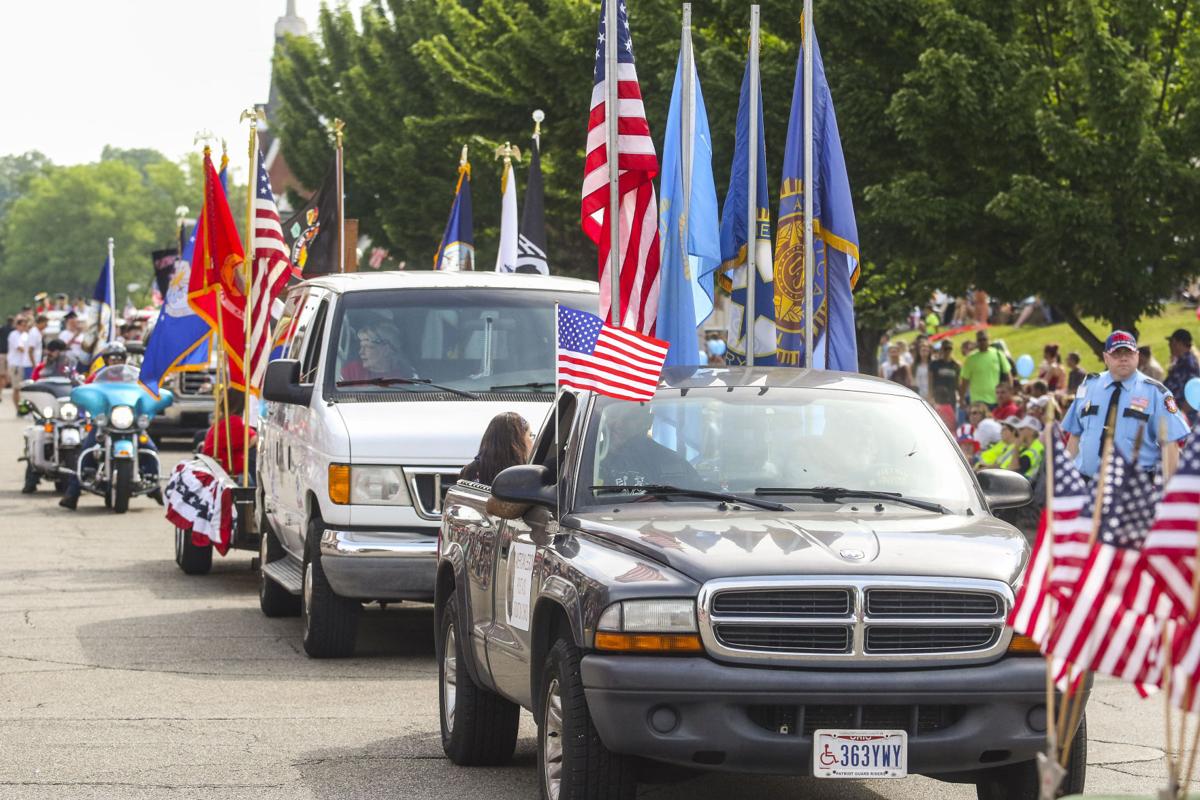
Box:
[592,484,789,512]
[335,376,479,400]
[754,486,948,514]
[486,380,556,392]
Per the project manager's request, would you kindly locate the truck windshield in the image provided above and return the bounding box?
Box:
[327,287,596,397]
[577,388,979,513]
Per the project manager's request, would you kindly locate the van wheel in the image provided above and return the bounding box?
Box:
[975,715,1086,800]
[301,520,359,658]
[258,512,300,617]
[175,527,213,575]
[439,595,519,765]
[538,638,635,800]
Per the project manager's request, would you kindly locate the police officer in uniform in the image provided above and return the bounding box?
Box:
[1063,330,1190,479]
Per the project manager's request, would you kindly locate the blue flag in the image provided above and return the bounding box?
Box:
[435,154,474,271]
[775,26,860,370]
[718,59,776,366]
[92,251,115,343]
[657,46,721,367]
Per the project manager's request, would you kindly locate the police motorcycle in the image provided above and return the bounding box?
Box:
[66,362,173,513]
[19,375,84,493]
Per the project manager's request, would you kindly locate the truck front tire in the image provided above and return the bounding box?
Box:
[975,715,1086,800]
[538,638,636,800]
[438,596,519,765]
[301,520,360,658]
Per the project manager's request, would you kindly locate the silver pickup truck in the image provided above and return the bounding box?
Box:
[436,367,1084,800]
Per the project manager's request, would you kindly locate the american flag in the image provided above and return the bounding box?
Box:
[1043,446,1167,687]
[247,153,299,395]
[581,0,661,336]
[1133,428,1200,620]
[557,306,667,402]
[1009,430,1092,644]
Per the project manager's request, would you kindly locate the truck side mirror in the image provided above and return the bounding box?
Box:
[977,469,1032,510]
[263,359,313,406]
[490,464,557,520]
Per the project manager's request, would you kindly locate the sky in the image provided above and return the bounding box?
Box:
[0,1,367,174]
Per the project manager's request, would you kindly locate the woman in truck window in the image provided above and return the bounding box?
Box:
[459,412,533,485]
[340,320,418,381]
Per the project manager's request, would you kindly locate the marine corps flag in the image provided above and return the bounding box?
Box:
[283,156,340,277]
[188,149,248,388]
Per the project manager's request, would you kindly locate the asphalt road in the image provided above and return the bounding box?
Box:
[0,397,1167,799]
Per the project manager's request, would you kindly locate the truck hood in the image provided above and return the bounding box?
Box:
[333,398,553,463]
[569,504,1027,586]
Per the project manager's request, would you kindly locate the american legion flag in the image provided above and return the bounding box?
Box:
[247,153,299,395]
[581,0,661,336]
[557,306,667,402]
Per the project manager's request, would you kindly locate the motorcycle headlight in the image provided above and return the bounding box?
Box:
[110,405,135,430]
[137,414,150,430]
[42,405,55,419]
[348,466,413,506]
[59,403,78,421]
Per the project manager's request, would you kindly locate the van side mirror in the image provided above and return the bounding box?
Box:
[263,359,313,406]
[490,464,557,520]
[977,468,1032,510]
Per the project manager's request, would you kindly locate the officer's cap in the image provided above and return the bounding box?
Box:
[1104,330,1138,353]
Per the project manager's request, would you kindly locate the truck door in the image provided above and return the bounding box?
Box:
[487,392,578,704]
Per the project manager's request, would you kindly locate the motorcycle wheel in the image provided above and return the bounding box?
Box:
[112,460,133,514]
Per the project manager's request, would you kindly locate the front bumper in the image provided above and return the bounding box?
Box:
[319,527,438,601]
[581,655,1082,777]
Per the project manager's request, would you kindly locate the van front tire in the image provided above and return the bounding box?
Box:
[301,519,359,658]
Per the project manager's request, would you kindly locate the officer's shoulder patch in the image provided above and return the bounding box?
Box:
[1086,372,1101,379]
[1143,377,1170,394]
[1167,394,1180,414]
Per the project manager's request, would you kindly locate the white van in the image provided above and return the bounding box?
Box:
[258,271,598,657]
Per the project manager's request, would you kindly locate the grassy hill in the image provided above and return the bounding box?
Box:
[894,303,1197,373]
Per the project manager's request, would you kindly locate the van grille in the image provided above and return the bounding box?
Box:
[403,468,460,520]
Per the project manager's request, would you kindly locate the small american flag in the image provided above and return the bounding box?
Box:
[248,154,299,394]
[581,0,661,335]
[1044,447,1167,687]
[557,306,667,402]
[1134,428,1200,620]
[1009,431,1091,644]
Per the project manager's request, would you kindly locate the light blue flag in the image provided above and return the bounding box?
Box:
[658,48,721,367]
[718,58,776,366]
[775,25,860,371]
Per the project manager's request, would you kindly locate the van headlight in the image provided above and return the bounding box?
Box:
[595,599,701,653]
[59,403,78,421]
[350,466,412,506]
[110,405,135,430]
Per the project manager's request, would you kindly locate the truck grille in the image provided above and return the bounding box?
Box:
[699,577,1011,666]
[747,704,965,737]
[403,467,460,520]
[177,371,215,396]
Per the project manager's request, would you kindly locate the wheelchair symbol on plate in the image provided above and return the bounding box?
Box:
[819,744,838,767]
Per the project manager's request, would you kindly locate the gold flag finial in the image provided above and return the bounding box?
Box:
[333,118,346,148]
[494,141,522,164]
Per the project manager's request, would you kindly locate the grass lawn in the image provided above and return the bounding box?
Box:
[894,303,1198,373]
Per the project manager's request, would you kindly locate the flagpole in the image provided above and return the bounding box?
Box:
[746,6,760,367]
[680,3,693,278]
[334,119,346,274]
[203,147,235,474]
[106,237,115,342]
[802,0,815,368]
[240,108,262,488]
[605,0,621,326]
[1040,403,1061,782]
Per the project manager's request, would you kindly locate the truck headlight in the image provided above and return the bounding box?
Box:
[110,405,135,430]
[595,599,701,654]
[59,403,78,421]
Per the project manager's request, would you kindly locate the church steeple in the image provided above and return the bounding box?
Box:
[274,0,307,41]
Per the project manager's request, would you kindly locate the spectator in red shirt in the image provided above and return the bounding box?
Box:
[991,382,1020,421]
[202,390,257,476]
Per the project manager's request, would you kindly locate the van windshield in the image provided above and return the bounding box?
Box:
[328,287,597,396]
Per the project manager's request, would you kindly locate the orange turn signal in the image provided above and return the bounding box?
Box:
[594,632,703,653]
[43,423,53,433]
[328,464,351,505]
[84,424,92,433]
[1008,634,1041,655]
[138,434,149,444]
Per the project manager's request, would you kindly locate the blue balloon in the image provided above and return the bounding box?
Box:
[1016,354,1036,379]
[706,338,727,357]
[1186,377,1200,412]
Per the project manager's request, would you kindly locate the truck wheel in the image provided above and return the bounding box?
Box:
[439,596,519,765]
[301,521,360,658]
[259,513,300,618]
[975,715,1086,800]
[175,527,213,575]
[538,638,636,800]
[111,460,133,514]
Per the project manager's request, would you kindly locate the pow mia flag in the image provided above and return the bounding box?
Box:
[516,133,549,274]
[283,156,340,277]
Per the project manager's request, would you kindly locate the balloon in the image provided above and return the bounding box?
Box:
[1186,377,1200,412]
[1015,354,1036,379]
[706,338,727,357]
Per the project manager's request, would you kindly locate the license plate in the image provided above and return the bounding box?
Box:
[112,440,134,458]
[813,730,908,779]
[59,428,80,446]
